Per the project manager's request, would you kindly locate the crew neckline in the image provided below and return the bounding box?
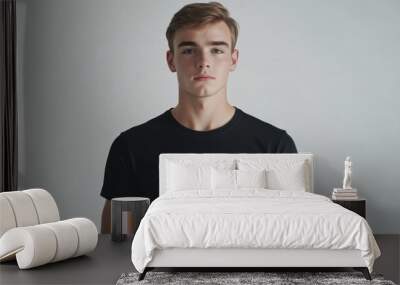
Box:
[166,106,240,135]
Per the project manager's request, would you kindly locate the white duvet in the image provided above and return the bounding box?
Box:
[131,190,380,273]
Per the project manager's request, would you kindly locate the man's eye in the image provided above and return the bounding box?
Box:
[182,49,193,54]
[212,49,224,54]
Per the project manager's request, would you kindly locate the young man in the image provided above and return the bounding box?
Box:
[100,2,297,232]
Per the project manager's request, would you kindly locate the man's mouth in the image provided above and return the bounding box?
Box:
[193,75,216,80]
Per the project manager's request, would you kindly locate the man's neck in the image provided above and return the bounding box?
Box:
[171,100,236,132]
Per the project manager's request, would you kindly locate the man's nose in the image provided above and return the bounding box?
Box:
[197,51,211,69]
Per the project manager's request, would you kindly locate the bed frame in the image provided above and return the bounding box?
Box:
[138,153,372,280]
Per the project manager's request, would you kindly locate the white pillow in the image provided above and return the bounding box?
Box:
[166,159,236,192]
[167,162,211,191]
[211,168,268,190]
[237,169,268,188]
[237,159,308,191]
[211,168,236,190]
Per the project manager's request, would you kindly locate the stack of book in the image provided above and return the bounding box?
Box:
[332,188,358,200]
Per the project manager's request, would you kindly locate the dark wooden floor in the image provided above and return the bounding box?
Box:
[373,234,400,284]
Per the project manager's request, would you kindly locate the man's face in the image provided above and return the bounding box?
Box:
[167,21,238,99]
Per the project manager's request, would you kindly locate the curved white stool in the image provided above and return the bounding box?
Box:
[0,218,98,269]
[0,189,98,269]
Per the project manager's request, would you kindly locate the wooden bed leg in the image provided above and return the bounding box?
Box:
[138,268,148,281]
[354,267,371,280]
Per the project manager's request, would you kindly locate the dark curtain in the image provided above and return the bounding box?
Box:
[0,0,17,192]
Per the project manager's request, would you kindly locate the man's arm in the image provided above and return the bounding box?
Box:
[101,134,139,234]
[101,200,111,234]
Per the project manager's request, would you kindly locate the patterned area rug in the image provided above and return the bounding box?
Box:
[116,271,396,285]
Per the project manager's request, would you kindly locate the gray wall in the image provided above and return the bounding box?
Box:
[17,0,400,234]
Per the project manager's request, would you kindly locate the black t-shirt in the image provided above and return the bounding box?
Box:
[100,107,297,201]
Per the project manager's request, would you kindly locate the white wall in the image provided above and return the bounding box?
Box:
[17,0,400,233]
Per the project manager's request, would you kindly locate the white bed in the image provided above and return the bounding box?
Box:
[131,153,380,280]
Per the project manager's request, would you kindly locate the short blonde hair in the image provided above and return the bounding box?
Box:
[166,2,239,53]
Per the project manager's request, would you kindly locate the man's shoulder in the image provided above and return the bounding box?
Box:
[238,108,287,136]
[108,110,170,150]
[237,108,297,153]
[122,109,170,137]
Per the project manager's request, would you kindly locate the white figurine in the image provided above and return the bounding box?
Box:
[342,156,352,189]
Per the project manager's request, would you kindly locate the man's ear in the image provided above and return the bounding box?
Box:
[166,50,176,72]
[229,48,239,72]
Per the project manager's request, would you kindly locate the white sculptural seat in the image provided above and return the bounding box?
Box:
[0,189,98,269]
